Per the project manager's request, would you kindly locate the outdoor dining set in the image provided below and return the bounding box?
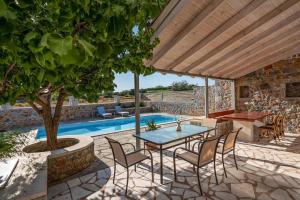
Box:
[105,113,285,195]
[105,118,242,195]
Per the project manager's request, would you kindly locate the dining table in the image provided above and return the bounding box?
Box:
[133,124,215,184]
[221,111,272,142]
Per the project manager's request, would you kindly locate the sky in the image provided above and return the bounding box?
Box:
[113,72,215,92]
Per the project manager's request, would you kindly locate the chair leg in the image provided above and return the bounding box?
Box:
[196,167,203,195]
[150,158,154,182]
[173,156,177,181]
[134,165,136,172]
[113,162,116,184]
[222,154,227,178]
[213,159,218,184]
[125,168,129,195]
[233,149,238,170]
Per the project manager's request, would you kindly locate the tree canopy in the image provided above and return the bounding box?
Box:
[0,0,165,149]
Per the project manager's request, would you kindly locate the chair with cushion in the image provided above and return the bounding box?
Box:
[96,106,112,118]
[217,127,242,178]
[105,137,154,195]
[115,106,129,117]
[173,136,221,195]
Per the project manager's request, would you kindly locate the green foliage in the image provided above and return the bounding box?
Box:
[0,131,23,158]
[171,81,196,91]
[0,0,166,104]
[146,120,158,131]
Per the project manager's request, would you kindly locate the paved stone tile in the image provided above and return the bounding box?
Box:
[67,178,81,188]
[270,188,293,200]
[48,183,69,199]
[49,132,300,200]
[231,183,255,199]
[70,186,92,200]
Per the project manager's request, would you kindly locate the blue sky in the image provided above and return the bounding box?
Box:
[114,72,215,92]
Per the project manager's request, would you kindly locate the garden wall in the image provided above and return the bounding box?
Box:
[149,80,233,116]
[0,102,152,130]
[236,58,300,133]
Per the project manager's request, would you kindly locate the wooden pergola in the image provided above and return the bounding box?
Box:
[147,0,300,79]
[134,0,300,146]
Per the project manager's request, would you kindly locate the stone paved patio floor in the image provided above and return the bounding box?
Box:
[49,131,300,200]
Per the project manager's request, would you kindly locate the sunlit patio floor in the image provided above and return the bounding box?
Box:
[49,131,300,200]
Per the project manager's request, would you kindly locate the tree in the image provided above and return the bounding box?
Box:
[0,0,165,150]
[171,81,196,91]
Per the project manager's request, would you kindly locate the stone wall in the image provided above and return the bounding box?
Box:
[236,58,300,133]
[47,136,95,184]
[0,102,152,130]
[150,80,233,116]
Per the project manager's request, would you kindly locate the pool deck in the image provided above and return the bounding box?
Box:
[48,127,300,200]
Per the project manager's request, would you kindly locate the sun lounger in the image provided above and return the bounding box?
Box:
[115,106,129,117]
[96,106,112,118]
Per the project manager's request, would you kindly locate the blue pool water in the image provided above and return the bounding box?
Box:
[36,114,177,139]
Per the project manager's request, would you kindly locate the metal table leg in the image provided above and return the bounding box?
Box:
[160,145,163,184]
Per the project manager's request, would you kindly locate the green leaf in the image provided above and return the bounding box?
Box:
[0,0,16,20]
[46,34,73,56]
[24,32,39,43]
[78,38,96,57]
[60,48,83,65]
[37,70,45,82]
[96,43,113,58]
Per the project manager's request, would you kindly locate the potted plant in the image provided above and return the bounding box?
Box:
[145,120,160,150]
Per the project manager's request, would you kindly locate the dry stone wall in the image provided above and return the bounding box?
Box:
[0,102,152,130]
[149,80,233,116]
[236,58,300,133]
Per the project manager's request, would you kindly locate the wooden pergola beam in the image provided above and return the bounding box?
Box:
[154,68,234,81]
[214,22,300,77]
[147,0,224,66]
[202,11,300,76]
[164,0,265,71]
[152,0,186,37]
[229,42,300,78]
[183,0,298,73]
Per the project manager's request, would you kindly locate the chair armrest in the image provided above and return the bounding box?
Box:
[173,147,196,158]
[134,149,153,158]
[121,143,136,151]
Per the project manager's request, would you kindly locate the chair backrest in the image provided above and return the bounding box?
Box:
[115,106,122,113]
[201,118,217,128]
[105,137,127,166]
[223,128,242,152]
[97,106,105,114]
[198,136,220,166]
[275,115,284,134]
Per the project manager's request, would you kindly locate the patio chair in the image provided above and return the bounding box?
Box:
[105,137,154,195]
[173,136,221,195]
[115,106,129,117]
[191,118,218,151]
[96,106,112,118]
[258,115,283,141]
[216,127,242,178]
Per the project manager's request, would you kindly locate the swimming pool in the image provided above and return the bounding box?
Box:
[36,114,177,139]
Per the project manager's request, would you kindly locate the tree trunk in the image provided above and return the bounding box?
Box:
[30,88,66,150]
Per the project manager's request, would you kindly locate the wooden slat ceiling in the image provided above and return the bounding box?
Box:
[148,0,300,80]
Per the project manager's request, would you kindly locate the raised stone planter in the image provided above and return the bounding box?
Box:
[47,136,95,183]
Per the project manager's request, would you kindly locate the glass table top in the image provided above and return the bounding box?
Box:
[133,124,215,145]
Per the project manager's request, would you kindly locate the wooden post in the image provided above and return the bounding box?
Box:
[134,73,141,149]
[205,76,209,118]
